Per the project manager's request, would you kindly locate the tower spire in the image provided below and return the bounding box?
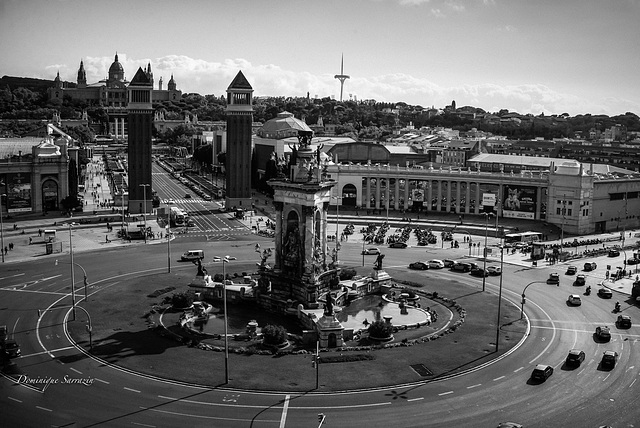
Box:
[334,53,350,102]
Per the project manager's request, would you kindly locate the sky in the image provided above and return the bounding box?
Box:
[1,0,639,116]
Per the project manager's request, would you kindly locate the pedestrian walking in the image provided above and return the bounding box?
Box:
[29,237,32,245]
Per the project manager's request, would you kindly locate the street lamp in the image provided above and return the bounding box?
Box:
[120,190,126,234]
[495,243,504,352]
[61,223,77,320]
[214,255,232,384]
[166,226,171,273]
[139,184,150,243]
[0,193,5,263]
[332,195,341,262]
[560,195,566,253]
[520,280,548,319]
[56,258,88,304]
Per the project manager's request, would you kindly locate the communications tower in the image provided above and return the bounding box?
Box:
[334,54,350,102]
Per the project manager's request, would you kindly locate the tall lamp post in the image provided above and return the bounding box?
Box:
[214,255,232,384]
[520,280,548,319]
[166,226,171,273]
[332,195,341,261]
[140,184,150,243]
[0,193,5,263]
[66,223,77,320]
[120,190,126,234]
[495,243,504,352]
[56,258,88,304]
[560,195,566,252]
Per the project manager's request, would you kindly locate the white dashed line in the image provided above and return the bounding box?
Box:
[493,376,505,381]
[36,406,53,412]
[8,397,22,403]
[438,391,454,396]
[407,397,424,402]
[467,384,482,389]
[124,387,141,393]
[94,378,110,384]
[70,367,83,375]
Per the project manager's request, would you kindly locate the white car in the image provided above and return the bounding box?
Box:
[362,247,381,255]
[166,198,175,204]
[428,259,445,269]
[567,294,582,306]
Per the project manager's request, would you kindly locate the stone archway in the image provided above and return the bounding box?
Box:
[328,332,337,348]
[42,179,59,212]
[342,184,357,206]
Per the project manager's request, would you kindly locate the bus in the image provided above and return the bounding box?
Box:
[504,231,543,245]
[170,207,187,227]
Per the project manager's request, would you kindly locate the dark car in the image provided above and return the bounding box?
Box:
[584,262,597,271]
[608,249,620,257]
[565,349,586,367]
[184,193,192,199]
[3,339,21,358]
[443,259,455,268]
[598,287,613,299]
[547,273,560,284]
[531,364,554,381]
[595,326,611,342]
[470,267,489,277]
[566,265,578,275]
[616,314,632,328]
[574,274,586,286]
[389,242,408,249]
[626,258,640,265]
[409,261,429,270]
[451,262,472,272]
[600,350,619,369]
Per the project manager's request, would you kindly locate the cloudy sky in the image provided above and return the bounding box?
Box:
[1,0,639,116]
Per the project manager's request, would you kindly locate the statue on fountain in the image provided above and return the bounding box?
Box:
[374,253,385,270]
[324,292,334,316]
[194,259,207,277]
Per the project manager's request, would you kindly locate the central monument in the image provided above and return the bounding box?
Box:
[256,130,340,313]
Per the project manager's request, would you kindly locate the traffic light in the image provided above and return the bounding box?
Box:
[311,354,317,368]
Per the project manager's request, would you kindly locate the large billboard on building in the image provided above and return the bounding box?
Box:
[502,185,536,219]
[3,173,32,213]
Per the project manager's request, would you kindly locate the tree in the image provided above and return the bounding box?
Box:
[262,324,287,346]
[368,320,393,339]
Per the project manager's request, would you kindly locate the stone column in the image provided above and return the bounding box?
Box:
[446,181,452,213]
[465,182,471,214]
[456,181,462,214]
[436,181,442,211]
[474,183,481,214]
[274,201,283,270]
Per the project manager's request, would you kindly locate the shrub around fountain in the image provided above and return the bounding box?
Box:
[368,320,393,341]
[339,268,357,280]
[262,324,288,347]
[172,291,195,310]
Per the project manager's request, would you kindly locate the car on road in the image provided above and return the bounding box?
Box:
[595,326,611,342]
[531,364,554,382]
[626,258,640,265]
[566,265,578,275]
[388,242,408,249]
[202,195,212,201]
[565,349,586,367]
[608,249,620,257]
[547,272,560,284]
[497,423,523,428]
[598,287,613,298]
[181,249,205,262]
[487,266,502,276]
[451,262,472,272]
[3,339,21,358]
[362,247,381,255]
[166,198,175,204]
[584,262,597,271]
[184,193,192,198]
[470,267,489,277]
[600,350,619,369]
[409,261,429,270]
[428,259,445,269]
[567,294,582,306]
[574,274,586,286]
[443,259,455,268]
[616,314,632,328]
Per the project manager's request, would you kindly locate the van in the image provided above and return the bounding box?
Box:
[181,250,204,262]
[452,262,472,272]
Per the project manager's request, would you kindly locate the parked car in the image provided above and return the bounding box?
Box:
[487,266,502,276]
[600,350,619,369]
[565,349,586,367]
[598,287,613,299]
[362,247,381,255]
[574,274,586,286]
[531,364,554,382]
[595,326,611,342]
[409,261,429,270]
[608,249,620,257]
[584,262,597,271]
[567,294,582,306]
[626,258,640,265]
[616,314,632,328]
[3,339,21,358]
[389,242,408,249]
[443,259,455,268]
[451,262,472,272]
[471,267,489,277]
[566,265,578,275]
[547,273,560,284]
[427,259,445,269]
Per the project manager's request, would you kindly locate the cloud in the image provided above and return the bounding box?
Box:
[46,54,638,116]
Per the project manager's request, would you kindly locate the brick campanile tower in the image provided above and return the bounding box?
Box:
[225,71,254,210]
[127,67,153,214]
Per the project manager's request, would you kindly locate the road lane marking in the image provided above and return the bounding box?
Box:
[8,397,22,403]
[95,378,110,384]
[407,397,424,402]
[70,367,83,375]
[131,423,156,427]
[467,384,482,389]
[124,387,141,393]
[36,406,53,412]
[279,394,290,428]
[438,391,453,396]
[514,367,524,373]
[493,376,505,381]
[140,406,280,423]
[21,346,76,358]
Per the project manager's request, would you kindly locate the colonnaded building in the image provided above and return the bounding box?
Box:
[250,114,640,237]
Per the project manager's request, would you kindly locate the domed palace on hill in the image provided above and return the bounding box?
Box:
[47,53,182,140]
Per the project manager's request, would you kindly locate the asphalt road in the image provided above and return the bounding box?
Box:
[2,232,639,427]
